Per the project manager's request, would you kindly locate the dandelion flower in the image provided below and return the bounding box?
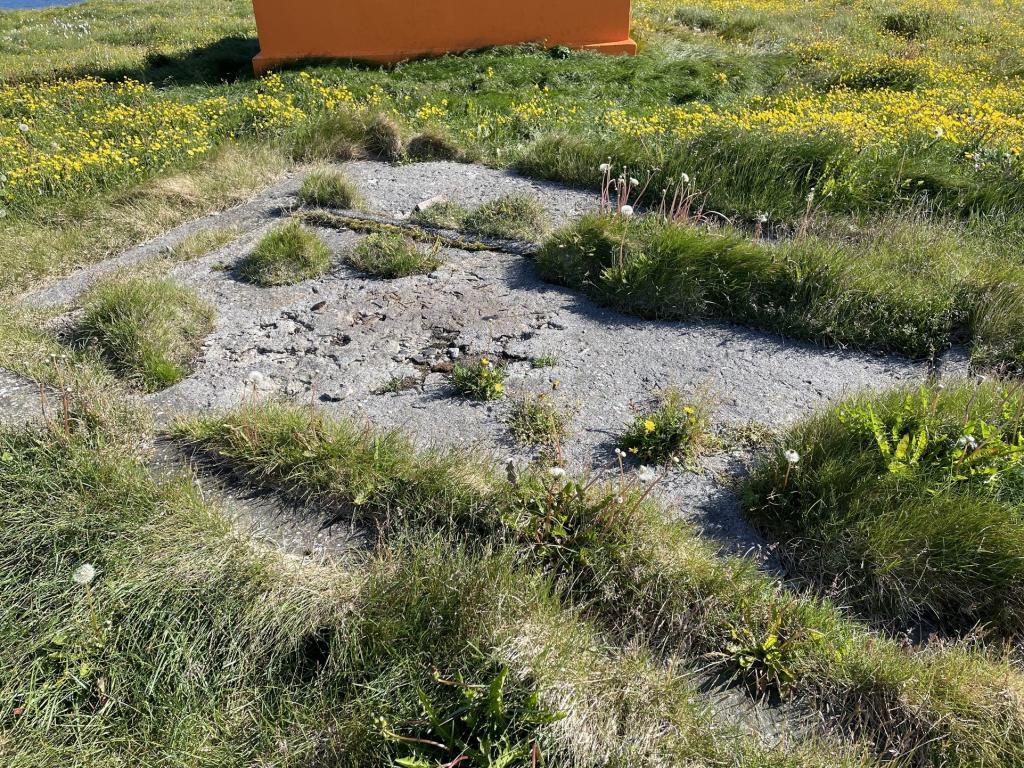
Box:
[620,205,634,218]
[644,419,656,433]
[72,563,97,586]
[784,449,800,465]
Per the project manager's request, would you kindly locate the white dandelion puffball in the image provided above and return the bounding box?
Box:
[548,467,566,479]
[72,563,97,586]
[620,205,634,218]
[784,449,801,466]
[681,173,690,184]
[599,163,611,173]
[638,466,657,483]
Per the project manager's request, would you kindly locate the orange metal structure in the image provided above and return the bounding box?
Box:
[251,0,636,75]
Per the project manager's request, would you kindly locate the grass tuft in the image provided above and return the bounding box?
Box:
[507,394,572,447]
[364,113,404,161]
[537,213,1024,368]
[410,200,469,230]
[73,276,214,392]
[462,194,550,241]
[299,169,363,209]
[239,221,332,286]
[347,232,442,278]
[406,131,464,162]
[165,226,240,262]
[286,108,364,162]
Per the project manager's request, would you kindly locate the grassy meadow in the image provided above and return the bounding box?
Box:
[4,0,1024,765]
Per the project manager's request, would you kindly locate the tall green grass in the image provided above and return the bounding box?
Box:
[536,213,1024,369]
[175,400,1024,767]
[0,424,869,767]
[743,381,1024,636]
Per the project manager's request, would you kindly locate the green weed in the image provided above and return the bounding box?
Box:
[452,357,507,401]
[507,394,572,447]
[620,389,708,464]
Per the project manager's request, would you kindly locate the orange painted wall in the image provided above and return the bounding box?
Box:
[251,0,636,74]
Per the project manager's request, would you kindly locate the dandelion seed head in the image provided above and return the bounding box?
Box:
[72,563,97,586]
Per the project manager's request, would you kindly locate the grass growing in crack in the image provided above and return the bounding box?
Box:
[240,221,331,286]
[531,356,557,369]
[507,394,572,448]
[177,400,1024,768]
[165,226,240,263]
[409,200,469,230]
[742,381,1024,637]
[304,210,493,252]
[621,389,709,465]
[462,194,550,241]
[373,375,422,395]
[452,357,507,401]
[73,276,214,392]
[298,169,363,209]
[538,212,1024,369]
[347,232,442,279]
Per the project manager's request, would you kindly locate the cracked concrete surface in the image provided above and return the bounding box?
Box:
[4,159,931,747]
[16,160,926,554]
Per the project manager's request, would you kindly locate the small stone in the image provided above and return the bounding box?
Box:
[447,347,461,359]
[415,195,447,213]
